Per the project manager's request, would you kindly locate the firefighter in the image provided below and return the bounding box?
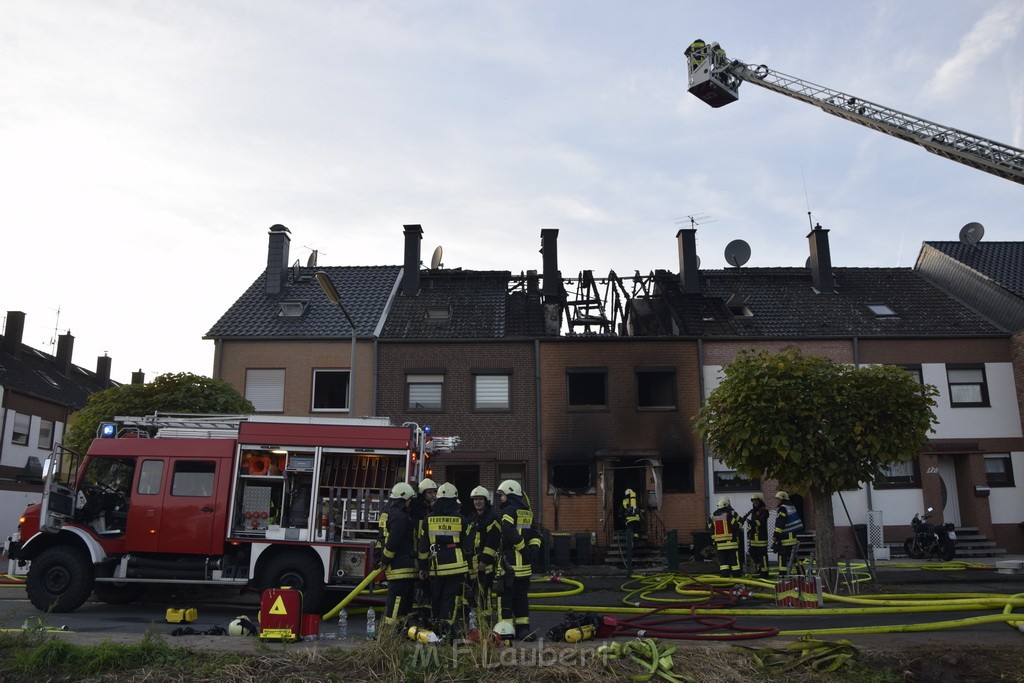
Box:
[708,496,741,578]
[773,491,803,575]
[378,482,418,630]
[465,486,501,628]
[742,492,770,579]
[495,479,540,641]
[417,482,468,639]
[408,478,437,625]
[685,38,707,65]
[621,488,642,539]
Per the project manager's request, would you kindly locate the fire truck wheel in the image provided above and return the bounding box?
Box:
[260,553,325,610]
[93,582,146,605]
[26,545,95,613]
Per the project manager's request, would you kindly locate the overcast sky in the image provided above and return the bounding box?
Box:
[3,1,1022,383]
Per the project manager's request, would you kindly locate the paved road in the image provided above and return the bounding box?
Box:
[2,559,1023,651]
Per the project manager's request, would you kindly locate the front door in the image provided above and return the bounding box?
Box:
[445,465,481,517]
[612,463,645,531]
[937,456,961,526]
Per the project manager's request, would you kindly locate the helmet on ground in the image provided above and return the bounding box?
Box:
[775,491,789,501]
[492,620,515,644]
[228,616,257,636]
[750,492,764,501]
[390,482,416,500]
[496,480,522,497]
[437,482,459,499]
[470,485,491,502]
[418,478,437,494]
[624,488,634,496]
[716,496,730,509]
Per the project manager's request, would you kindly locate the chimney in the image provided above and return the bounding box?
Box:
[2,311,26,357]
[807,223,835,293]
[96,355,111,387]
[526,270,540,299]
[676,228,700,294]
[402,224,423,296]
[131,369,146,385]
[55,331,74,376]
[266,224,291,295]
[540,229,563,298]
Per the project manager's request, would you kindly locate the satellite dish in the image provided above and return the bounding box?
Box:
[306,250,318,267]
[724,239,751,268]
[430,245,443,270]
[959,222,984,246]
[805,257,811,269]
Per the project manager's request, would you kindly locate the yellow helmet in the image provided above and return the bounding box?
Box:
[624,488,635,496]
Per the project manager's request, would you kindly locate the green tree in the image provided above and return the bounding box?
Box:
[694,349,937,569]
[64,373,254,456]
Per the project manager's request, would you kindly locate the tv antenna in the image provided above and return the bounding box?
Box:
[674,213,716,230]
[48,305,62,352]
[303,245,325,267]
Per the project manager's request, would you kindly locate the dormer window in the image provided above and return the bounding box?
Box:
[726,293,752,317]
[278,300,308,317]
[867,303,897,317]
[425,306,451,321]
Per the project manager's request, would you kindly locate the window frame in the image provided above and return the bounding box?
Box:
[245,369,285,413]
[473,370,511,412]
[566,368,608,412]
[662,459,695,493]
[311,369,351,413]
[984,453,1015,487]
[713,469,762,493]
[548,461,595,494]
[636,368,677,411]
[406,372,445,412]
[171,460,216,497]
[37,419,54,450]
[874,457,921,489]
[11,412,30,446]
[946,365,990,408]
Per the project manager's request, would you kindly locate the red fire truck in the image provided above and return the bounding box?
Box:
[5,414,419,613]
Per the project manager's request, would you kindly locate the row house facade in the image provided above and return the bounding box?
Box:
[206,222,1024,555]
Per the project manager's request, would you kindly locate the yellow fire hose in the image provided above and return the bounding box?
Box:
[322,567,382,621]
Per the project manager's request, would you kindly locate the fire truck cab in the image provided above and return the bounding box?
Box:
[5,415,415,613]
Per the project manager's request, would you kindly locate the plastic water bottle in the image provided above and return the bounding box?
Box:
[338,608,348,640]
[468,609,477,632]
[366,607,376,639]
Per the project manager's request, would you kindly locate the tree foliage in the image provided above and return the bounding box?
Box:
[694,349,937,567]
[64,373,254,456]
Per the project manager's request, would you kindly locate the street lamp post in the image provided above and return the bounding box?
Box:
[315,271,357,415]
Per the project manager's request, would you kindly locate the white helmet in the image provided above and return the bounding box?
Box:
[496,480,522,497]
[470,485,491,502]
[750,492,764,501]
[228,616,257,636]
[624,488,635,496]
[390,482,416,500]
[437,482,459,499]
[492,619,515,645]
[418,478,438,494]
[717,496,730,509]
[775,491,790,501]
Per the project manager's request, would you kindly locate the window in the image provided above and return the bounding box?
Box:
[498,463,526,491]
[549,461,593,493]
[947,366,989,407]
[425,306,451,321]
[713,469,761,492]
[172,461,216,497]
[278,300,308,317]
[245,369,285,412]
[897,365,923,384]
[474,372,510,411]
[867,303,897,317]
[662,459,694,493]
[875,458,921,489]
[637,369,676,409]
[37,420,54,450]
[984,454,1014,487]
[407,373,444,411]
[137,460,165,495]
[312,369,350,412]
[567,369,607,410]
[11,413,30,446]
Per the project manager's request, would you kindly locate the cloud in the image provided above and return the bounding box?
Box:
[924,1,1024,100]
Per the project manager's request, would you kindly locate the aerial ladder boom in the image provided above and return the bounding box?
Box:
[684,40,1024,185]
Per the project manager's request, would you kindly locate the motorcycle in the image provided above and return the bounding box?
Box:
[903,507,957,561]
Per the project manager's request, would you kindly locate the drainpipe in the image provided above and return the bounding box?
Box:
[697,338,710,518]
[534,339,543,527]
[372,340,379,417]
[853,337,874,515]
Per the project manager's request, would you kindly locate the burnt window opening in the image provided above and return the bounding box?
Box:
[567,369,607,410]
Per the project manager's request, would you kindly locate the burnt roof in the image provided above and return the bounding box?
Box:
[922,241,1024,298]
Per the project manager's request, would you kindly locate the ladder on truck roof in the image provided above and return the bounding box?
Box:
[112,413,396,439]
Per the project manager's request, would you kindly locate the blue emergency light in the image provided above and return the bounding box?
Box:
[98,422,117,438]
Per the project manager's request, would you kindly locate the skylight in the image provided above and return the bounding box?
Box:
[278,300,308,317]
[425,306,451,321]
[867,303,897,317]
